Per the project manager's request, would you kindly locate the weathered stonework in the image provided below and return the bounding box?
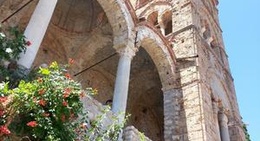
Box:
[0,0,245,140]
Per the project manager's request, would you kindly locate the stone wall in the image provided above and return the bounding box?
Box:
[0,0,246,140]
[81,95,152,141]
[123,126,152,141]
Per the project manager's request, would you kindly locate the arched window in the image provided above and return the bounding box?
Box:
[147,11,159,26]
[162,11,172,35]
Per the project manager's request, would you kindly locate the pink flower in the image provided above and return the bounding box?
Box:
[27,121,37,127]
[0,126,11,135]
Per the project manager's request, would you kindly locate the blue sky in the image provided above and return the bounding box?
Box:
[219,0,260,140]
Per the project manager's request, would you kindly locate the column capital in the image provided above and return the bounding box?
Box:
[116,47,137,59]
[219,109,229,126]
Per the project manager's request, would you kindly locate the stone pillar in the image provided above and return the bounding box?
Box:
[159,24,165,36]
[212,102,222,141]
[18,0,58,69]
[112,47,135,122]
[219,111,230,141]
[158,16,165,36]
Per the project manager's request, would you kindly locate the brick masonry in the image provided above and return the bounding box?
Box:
[0,0,246,140]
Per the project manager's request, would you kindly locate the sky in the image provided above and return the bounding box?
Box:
[219,0,260,140]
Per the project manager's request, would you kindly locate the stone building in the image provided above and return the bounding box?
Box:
[0,0,246,141]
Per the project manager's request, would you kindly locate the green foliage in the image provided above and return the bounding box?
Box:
[0,24,125,141]
[0,25,30,88]
[1,62,88,140]
[243,124,251,141]
[79,108,126,141]
[138,131,145,141]
[0,62,126,141]
[0,25,29,61]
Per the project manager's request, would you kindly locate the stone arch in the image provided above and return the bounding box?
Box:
[206,67,232,110]
[96,0,135,49]
[147,11,159,26]
[136,25,176,89]
[138,2,172,18]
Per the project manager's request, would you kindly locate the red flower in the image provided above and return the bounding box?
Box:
[27,121,37,127]
[38,89,45,95]
[0,126,11,135]
[64,73,71,79]
[0,110,4,117]
[26,41,32,46]
[38,99,46,106]
[63,88,71,98]
[68,58,75,65]
[62,101,68,107]
[0,96,7,103]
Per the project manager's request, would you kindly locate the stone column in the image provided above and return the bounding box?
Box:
[18,0,58,69]
[158,16,165,36]
[212,102,222,141]
[112,47,135,122]
[219,111,230,141]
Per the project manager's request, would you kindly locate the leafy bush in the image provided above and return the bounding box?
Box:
[0,24,125,141]
[0,25,30,61]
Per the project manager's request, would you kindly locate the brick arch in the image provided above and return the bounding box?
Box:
[139,2,172,18]
[96,0,135,49]
[206,67,232,110]
[136,25,176,89]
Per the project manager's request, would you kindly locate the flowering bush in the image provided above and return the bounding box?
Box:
[0,62,125,141]
[0,62,94,140]
[0,24,31,88]
[0,24,125,141]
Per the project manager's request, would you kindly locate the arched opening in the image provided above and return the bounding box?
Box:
[136,0,150,9]
[147,11,159,26]
[29,1,175,140]
[127,47,164,141]
[134,25,176,140]
[162,11,172,35]
[165,20,172,35]
[31,0,119,105]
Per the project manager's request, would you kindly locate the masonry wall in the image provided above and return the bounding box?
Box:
[171,0,245,140]
[0,0,246,140]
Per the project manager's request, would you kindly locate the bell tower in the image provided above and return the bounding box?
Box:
[170,0,246,140]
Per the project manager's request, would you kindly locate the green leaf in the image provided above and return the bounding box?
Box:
[39,68,51,75]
